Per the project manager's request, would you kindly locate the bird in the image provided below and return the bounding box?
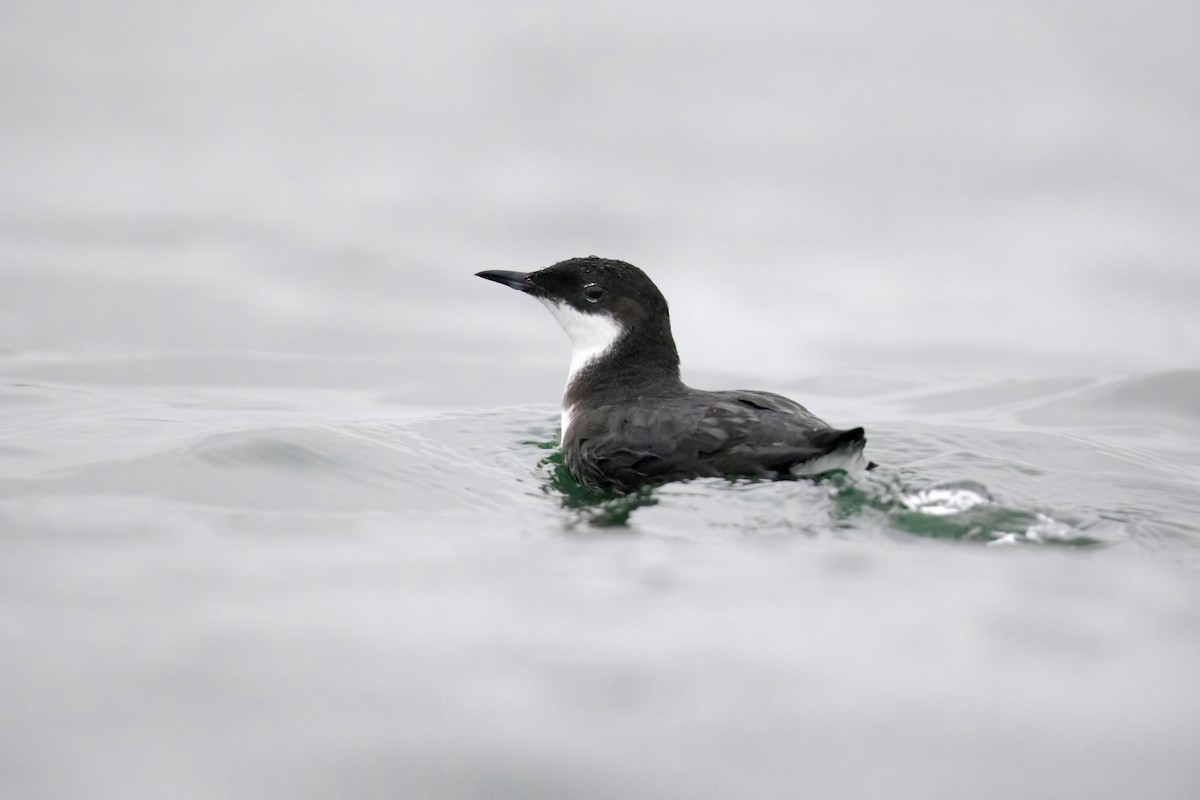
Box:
[476,256,873,492]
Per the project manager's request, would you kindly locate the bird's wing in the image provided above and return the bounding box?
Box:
[564,392,865,491]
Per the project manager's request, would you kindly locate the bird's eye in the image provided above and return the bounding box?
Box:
[583,284,606,303]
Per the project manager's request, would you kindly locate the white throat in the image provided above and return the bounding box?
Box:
[537,298,623,440]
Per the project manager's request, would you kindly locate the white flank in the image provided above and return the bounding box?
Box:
[789,445,868,477]
[560,404,575,443]
[536,298,623,441]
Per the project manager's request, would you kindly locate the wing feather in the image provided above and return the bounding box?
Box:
[563,389,867,491]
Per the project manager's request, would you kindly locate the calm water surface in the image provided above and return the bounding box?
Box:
[3,355,1198,799]
[3,1,1200,798]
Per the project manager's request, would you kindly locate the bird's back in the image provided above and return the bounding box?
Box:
[563,387,868,491]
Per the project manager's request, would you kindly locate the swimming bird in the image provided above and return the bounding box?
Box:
[477,256,872,492]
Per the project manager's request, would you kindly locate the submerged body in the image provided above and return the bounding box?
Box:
[478,256,870,492]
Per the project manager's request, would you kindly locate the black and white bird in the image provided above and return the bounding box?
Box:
[477,256,873,492]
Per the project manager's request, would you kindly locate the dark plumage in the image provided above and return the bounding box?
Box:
[477,256,872,492]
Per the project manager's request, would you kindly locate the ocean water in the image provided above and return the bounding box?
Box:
[3,2,1200,799]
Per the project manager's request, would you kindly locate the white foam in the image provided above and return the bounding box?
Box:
[900,484,990,516]
[536,298,623,440]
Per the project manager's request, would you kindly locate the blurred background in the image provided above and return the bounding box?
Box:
[2,2,1199,799]
[3,0,1197,377]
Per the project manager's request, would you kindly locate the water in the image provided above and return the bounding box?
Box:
[3,2,1200,798]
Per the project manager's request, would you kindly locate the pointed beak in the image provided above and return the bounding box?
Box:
[476,270,534,293]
